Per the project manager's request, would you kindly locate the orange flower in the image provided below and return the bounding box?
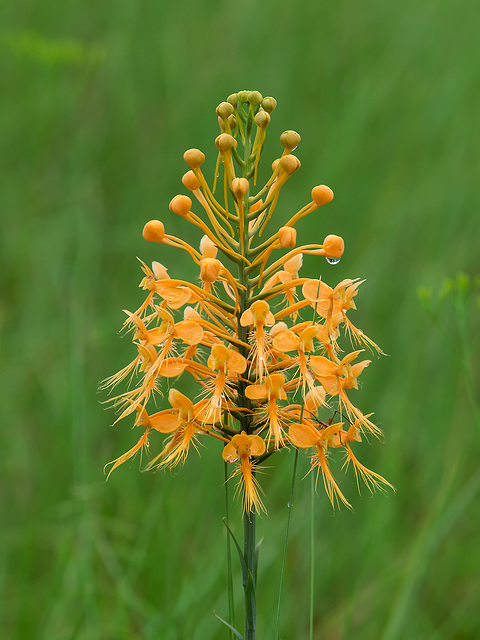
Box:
[223,431,266,513]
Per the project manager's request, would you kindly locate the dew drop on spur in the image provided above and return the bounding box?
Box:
[326,256,341,265]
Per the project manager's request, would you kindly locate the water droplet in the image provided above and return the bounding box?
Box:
[326,256,341,265]
[287,501,293,509]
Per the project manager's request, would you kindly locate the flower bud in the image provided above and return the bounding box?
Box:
[238,90,249,103]
[152,261,169,280]
[271,158,280,172]
[254,110,270,128]
[227,93,238,107]
[322,235,344,258]
[278,226,297,248]
[215,133,237,152]
[228,114,237,130]
[279,154,301,175]
[169,194,192,217]
[200,257,222,283]
[231,177,249,199]
[142,220,165,243]
[184,306,201,321]
[247,90,263,106]
[270,322,288,337]
[262,97,277,113]
[280,130,301,151]
[311,185,334,206]
[216,101,234,119]
[200,235,218,258]
[183,148,205,168]
[182,170,201,191]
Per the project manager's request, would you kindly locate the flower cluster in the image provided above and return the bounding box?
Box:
[104,90,392,511]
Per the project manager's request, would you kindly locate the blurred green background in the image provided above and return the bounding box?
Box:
[1,0,479,638]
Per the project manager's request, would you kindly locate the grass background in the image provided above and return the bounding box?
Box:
[1,0,479,638]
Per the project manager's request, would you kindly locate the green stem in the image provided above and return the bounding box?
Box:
[243,508,257,640]
[238,108,257,639]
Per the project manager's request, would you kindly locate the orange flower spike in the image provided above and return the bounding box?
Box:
[222,431,266,513]
[240,299,275,378]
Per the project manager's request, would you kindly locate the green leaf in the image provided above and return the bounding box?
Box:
[222,517,248,585]
[214,612,244,640]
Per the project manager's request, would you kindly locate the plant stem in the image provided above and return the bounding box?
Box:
[243,508,257,640]
[239,106,257,639]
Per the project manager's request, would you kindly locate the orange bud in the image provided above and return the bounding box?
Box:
[169,194,192,217]
[323,234,344,258]
[215,133,237,152]
[231,177,249,199]
[279,154,301,175]
[200,235,218,258]
[183,148,205,168]
[280,130,301,150]
[311,185,334,206]
[278,226,297,248]
[143,220,165,243]
[182,171,201,191]
[200,257,222,283]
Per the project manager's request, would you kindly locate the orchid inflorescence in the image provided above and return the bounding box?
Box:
[104,89,392,512]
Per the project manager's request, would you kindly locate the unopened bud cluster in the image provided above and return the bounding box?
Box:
[104,90,392,511]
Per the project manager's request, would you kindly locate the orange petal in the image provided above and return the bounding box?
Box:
[310,355,337,378]
[149,411,182,433]
[227,351,247,374]
[174,320,204,345]
[272,330,299,353]
[249,434,266,456]
[245,384,268,400]
[289,422,320,448]
[157,359,187,378]
[302,279,332,302]
[240,308,254,326]
[222,441,239,462]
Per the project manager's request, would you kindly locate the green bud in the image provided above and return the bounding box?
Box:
[238,90,249,103]
[227,93,238,107]
[216,101,234,119]
[247,90,263,106]
[254,110,270,129]
[262,97,277,113]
